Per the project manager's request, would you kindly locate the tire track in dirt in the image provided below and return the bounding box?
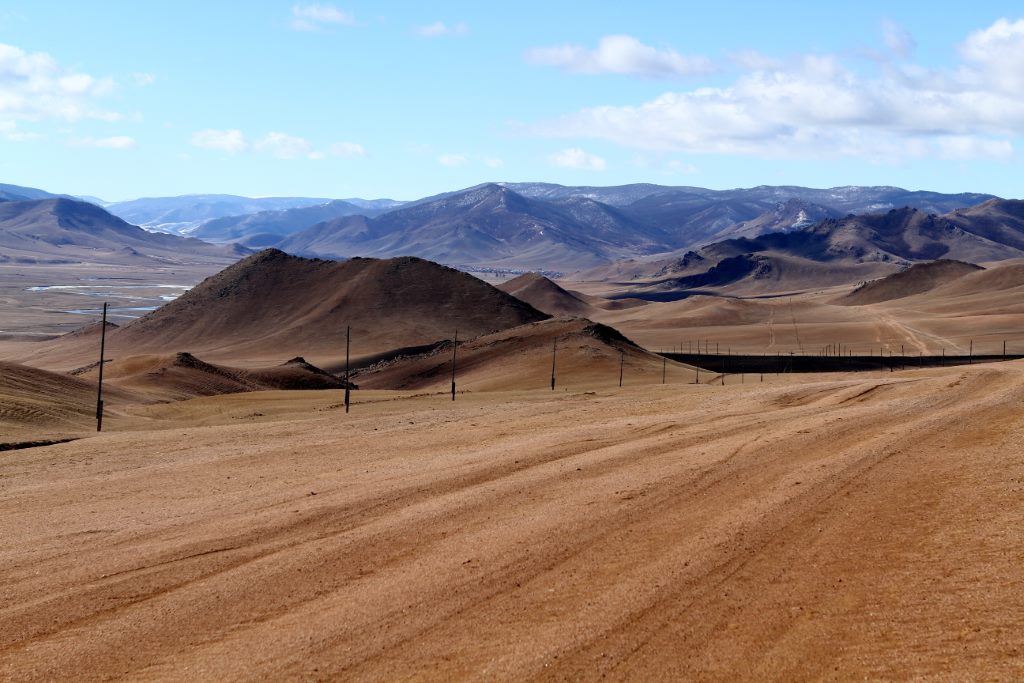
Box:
[1,365,1022,680]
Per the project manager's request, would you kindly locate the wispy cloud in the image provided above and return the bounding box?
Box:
[415,21,468,38]
[191,129,248,154]
[526,35,714,78]
[0,120,39,141]
[881,19,916,58]
[548,147,607,170]
[290,4,355,31]
[75,135,136,149]
[531,18,1024,163]
[438,153,469,167]
[191,128,365,160]
[254,132,315,159]
[329,141,367,158]
[131,72,156,86]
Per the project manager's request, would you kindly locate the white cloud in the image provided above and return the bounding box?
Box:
[483,156,504,168]
[290,4,355,31]
[526,35,714,78]
[881,19,916,58]
[0,42,117,125]
[254,132,315,159]
[415,21,468,37]
[935,135,1013,161]
[329,141,367,158]
[76,135,136,149]
[548,147,607,171]
[532,19,1024,163]
[438,153,469,167]
[132,72,156,86]
[960,18,1024,92]
[191,129,248,154]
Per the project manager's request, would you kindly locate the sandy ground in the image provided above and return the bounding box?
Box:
[2,363,1023,681]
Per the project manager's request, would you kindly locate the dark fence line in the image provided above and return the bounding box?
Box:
[661,352,1024,374]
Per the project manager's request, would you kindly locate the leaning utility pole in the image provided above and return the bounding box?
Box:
[618,350,624,387]
[344,325,351,414]
[96,302,108,432]
[550,338,557,391]
[451,329,458,400]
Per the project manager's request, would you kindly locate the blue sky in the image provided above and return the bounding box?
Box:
[1,1,1022,200]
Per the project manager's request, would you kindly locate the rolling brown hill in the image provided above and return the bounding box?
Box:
[929,261,1024,297]
[73,352,348,402]
[839,260,984,306]
[355,317,698,391]
[93,249,549,365]
[0,360,138,439]
[947,199,1024,251]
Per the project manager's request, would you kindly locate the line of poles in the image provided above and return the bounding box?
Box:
[91,302,1018,425]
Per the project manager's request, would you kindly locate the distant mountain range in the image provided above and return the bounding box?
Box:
[278,184,670,270]
[101,194,336,235]
[0,197,245,265]
[1,179,1017,275]
[0,182,65,202]
[192,199,392,247]
[274,183,1000,271]
[592,200,1024,299]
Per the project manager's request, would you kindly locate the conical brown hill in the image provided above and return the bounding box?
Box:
[106,249,549,363]
[354,317,700,391]
[497,273,594,317]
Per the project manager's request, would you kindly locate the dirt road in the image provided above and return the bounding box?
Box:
[1,365,1022,680]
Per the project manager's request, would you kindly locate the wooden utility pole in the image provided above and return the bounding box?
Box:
[969,339,973,365]
[662,356,666,384]
[451,329,458,400]
[344,325,351,414]
[550,338,557,391]
[96,302,108,432]
[618,351,624,387]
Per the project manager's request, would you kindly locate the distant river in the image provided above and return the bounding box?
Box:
[25,283,191,319]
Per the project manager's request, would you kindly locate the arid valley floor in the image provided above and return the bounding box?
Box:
[3,250,1024,681]
[2,365,1023,680]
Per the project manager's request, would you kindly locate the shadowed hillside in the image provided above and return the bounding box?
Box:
[839,260,984,306]
[355,317,697,391]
